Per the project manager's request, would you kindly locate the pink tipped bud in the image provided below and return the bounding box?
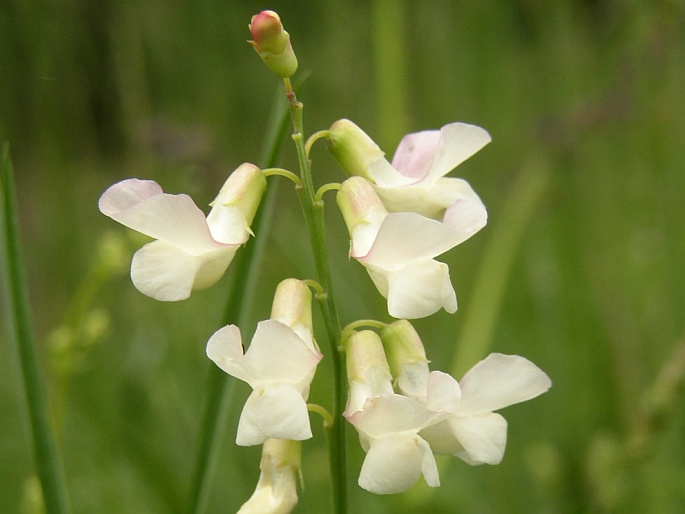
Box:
[249,10,298,78]
[250,11,286,53]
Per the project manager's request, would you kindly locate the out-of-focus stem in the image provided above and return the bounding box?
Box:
[1,143,72,514]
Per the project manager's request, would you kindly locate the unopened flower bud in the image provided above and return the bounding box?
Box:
[326,119,385,180]
[238,438,301,514]
[249,11,298,78]
[270,279,316,352]
[380,320,430,399]
[344,330,393,415]
[211,163,265,223]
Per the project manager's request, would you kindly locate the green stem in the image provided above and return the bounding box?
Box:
[286,87,347,514]
[1,143,71,514]
[186,90,291,514]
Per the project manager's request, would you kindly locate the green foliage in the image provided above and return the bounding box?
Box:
[1,0,684,512]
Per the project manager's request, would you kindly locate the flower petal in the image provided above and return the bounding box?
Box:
[236,384,312,446]
[391,130,442,181]
[422,123,491,185]
[192,246,240,290]
[448,412,508,465]
[382,259,457,319]
[374,183,447,219]
[419,419,463,455]
[130,240,236,301]
[424,371,461,413]
[239,320,322,385]
[358,433,437,494]
[395,361,430,401]
[206,203,251,245]
[365,212,465,268]
[367,156,417,188]
[130,241,204,301]
[348,394,437,438]
[206,325,251,382]
[419,436,441,488]
[436,177,487,236]
[99,179,220,254]
[458,353,552,415]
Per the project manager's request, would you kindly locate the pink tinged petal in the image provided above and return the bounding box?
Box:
[383,259,457,319]
[130,241,236,301]
[239,320,322,386]
[358,433,438,494]
[349,394,437,438]
[422,123,492,185]
[391,130,441,181]
[99,179,220,254]
[98,178,162,210]
[364,212,465,268]
[236,384,312,446]
[448,412,508,465]
[424,371,461,413]
[457,354,552,415]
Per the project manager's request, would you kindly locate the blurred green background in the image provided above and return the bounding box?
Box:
[2,0,684,512]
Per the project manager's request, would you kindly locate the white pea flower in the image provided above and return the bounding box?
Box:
[419,354,552,465]
[206,279,322,446]
[380,322,551,465]
[98,163,265,301]
[344,331,441,494]
[337,177,466,319]
[327,118,490,241]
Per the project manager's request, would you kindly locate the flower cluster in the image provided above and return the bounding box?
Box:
[330,119,490,319]
[343,322,551,494]
[97,10,551,513]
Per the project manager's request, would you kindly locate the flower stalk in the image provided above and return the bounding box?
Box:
[284,82,348,514]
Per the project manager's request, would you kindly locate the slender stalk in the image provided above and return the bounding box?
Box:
[1,143,71,514]
[285,84,347,514]
[186,91,291,514]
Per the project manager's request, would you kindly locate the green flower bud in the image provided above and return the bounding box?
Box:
[345,330,393,414]
[380,320,430,398]
[326,119,385,180]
